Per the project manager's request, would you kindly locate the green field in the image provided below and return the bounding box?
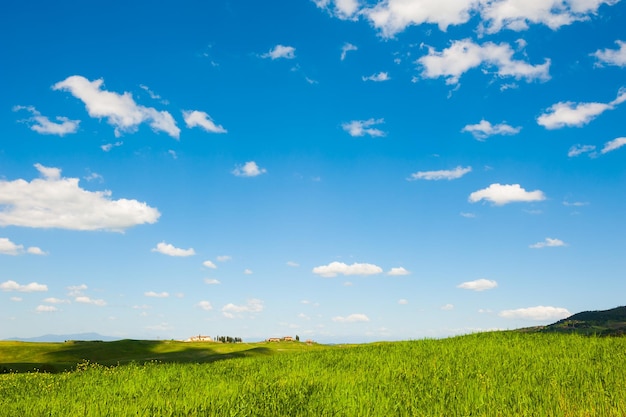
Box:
[2,332,625,416]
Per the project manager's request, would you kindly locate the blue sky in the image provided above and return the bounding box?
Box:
[1,0,625,343]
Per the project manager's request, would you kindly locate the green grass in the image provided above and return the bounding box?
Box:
[2,332,626,416]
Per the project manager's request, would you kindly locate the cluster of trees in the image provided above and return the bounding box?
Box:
[215,336,242,343]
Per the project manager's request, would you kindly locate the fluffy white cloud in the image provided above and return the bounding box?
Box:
[537,88,626,129]
[0,164,160,231]
[314,0,360,20]
[0,238,47,256]
[388,267,410,276]
[261,45,296,60]
[101,141,123,152]
[592,40,626,67]
[342,118,386,137]
[43,297,70,304]
[362,72,390,82]
[13,105,80,136]
[568,144,596,157]
[499,305,570,321]
[244,269,253,275]
[232,161,267,177]
[204,278,221,285]
[75,296,107,306]
[145,291,170,298]
[151,242,195,257]
[469,183,546,205]
[0,280,48,292]
[417,39,550,85]
[530,237,567,248]
[182,110,227,134]
[341,42,358,60]
[332,313,370,323]
[601,137,626,154]
[312,261,383,277]
[461,120,521,140]
[203,260,217,269]
[408,166,471,181]
[457,278,498,291]
[363,0,478,37]
[480,0,620,34]
[222,299,264,318]
[36,305,58,313]
[197,301,213,311]
[52,75,180,139]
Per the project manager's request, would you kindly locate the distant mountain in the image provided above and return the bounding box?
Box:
[541,306,626,336]
[3,333,120,343]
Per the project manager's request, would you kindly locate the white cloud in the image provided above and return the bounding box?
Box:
[441,303,455,310]
[314,0,360,20]
[601,137,626,154]
[341,42,358,60]
[529,237,567,248]
[461,120,521,140]
[480,0,620,34]
[244,269,253,275]
[151,242,195,257]
[183,110,227,134]
[204,278,221,285]
[408,166,471,181]
[0,280,48,292]
[145,291,170,298]
[217,255,232,262]
[398,299,409,305]
[203,260,217,269]
[0,164,160,231]
[460,212,476,218]
[287,261,300,267]
[332,313,370,323]
[13,105,80,136]
[568,144,596,157]
[362,72,390,82]
[469,183,546,205]
[342,118,386,137]
[232,161,267,177]
[67,284,87,296]
[261,45,296,60]
[197,301,213,311]
[10,297,22,302]
[388,267,410,276]
[362,0,478,37]
[592,40,626,67]
[0,237,25,255]
[499,305,570,321]
[52,75,180,139]
[313,261,384,277]
[101,141,123,152]
[75,296,106,306]
[36,305,58,313]
[222,298,264,318]
[457,278,498,291]
[537,88,626,129]
[417,39,550,85]
[43,297,70,304]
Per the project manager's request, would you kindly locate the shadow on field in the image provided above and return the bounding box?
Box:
[3,340,275,373]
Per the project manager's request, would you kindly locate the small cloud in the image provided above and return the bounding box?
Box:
[183,110,227,134]
[362,72,390,82]
[36,305,58,312]
[567,144,596,157]
[592,40,626,68]
[457,279,498,291]
[286,261,300,267]
[408,166,471,181]
[312,261,383,278]
[529,237,567,249]
[203,260,217,269]
[387,267,410,276]
[67,284,87,296]
[0,237,25,255]
[461,120,521,140]
[342,118,386,137]
[0,280,48,292]
[75,296,106,306]
[43,297,70,304]
[244,269,253,275]
[232,161,267,177]
[204,278,221,285]
[469,183,546,205]
[168,150,178,159]
[101,141,123,152]
[499,306,570,321]
[197,300,213,311]
[460,212,476,218]
[398,299,409,305]
[14,105,80,136]
[601,137,626,154]
[217,255,232,262]
[332,313,370,323]
[152,242,195,257]
[145,291,169,298]
[341,42,358,60]
[10,297,22,302]
[441,303,455,310]
[261,45,296,60]
[563,201,588,207]
[221,298,264,318]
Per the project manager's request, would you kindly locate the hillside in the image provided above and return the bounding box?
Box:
[540,306,626,336]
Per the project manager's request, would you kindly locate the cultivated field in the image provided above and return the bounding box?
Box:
[1,332,625,416]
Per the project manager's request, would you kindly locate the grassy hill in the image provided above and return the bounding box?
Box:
[528,306,626,336]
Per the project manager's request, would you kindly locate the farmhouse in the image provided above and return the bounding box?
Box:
[266,337,281,342]
[185,335,213,342]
